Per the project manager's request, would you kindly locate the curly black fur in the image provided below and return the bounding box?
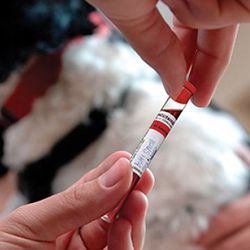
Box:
[18,108,108,202]
[0,0,96,83]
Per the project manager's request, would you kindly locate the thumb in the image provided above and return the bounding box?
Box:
[88,0,187,97]
[1,155,132,242]
[115,9,187,98]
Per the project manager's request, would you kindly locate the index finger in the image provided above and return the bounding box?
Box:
[112,7,187,98]
[88,0,187,98]
[79,169,154,249]
[189,25,238,106]
[198,194,250,247]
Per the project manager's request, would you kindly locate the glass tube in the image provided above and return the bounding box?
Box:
[102,81,196,223]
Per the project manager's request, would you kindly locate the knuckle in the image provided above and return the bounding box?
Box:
[5,206,39,237]
[60,187,84,208]
[59,181,97,210]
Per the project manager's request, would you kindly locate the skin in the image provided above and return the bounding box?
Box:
[1,2,250,249]
[197,145,250,250]
[84,1,250,249]
[87,0,250,106]
[198,194,250,250]
[0,151,154,250]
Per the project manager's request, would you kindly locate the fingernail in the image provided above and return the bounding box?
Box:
[100,158,129,187]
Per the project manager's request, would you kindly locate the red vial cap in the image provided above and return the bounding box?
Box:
[174,81,196,104]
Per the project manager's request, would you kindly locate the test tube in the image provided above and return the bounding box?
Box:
[101,81,196,223]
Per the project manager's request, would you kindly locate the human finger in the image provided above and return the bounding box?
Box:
[198,194,250,246]
[108,191,148,250]
[207,225,250,250]
[87,0,187,98]
[0,155,133,242]
[172,17,197,68]
[112,8,187,98]
[235,144,250,167]
[188,25,238,106]
[133,169,155,195]
[164,0,250,29]
[79,169,154,249]
[81,151,131,183]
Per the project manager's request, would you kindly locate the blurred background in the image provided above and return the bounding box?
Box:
[214,24,250,134]
[0,5,250,216]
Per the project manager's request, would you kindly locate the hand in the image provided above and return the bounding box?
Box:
[0,151,154,250]
[198,194,250,250]
[197,144,250,250]
[86,0,250,106]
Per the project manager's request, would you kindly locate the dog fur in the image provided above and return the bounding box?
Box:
[1,36,249,249]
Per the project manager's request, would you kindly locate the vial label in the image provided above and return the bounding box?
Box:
[131,110,177,177]
[131,129,163,177]
[152,110,176,136]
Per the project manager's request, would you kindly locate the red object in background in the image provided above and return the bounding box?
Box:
[2,52,62,121]
[1,12,111,124]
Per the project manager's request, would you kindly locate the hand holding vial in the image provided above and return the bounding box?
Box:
[86,0,250,106]
[102,81,196,223]
[0,152,154,250]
